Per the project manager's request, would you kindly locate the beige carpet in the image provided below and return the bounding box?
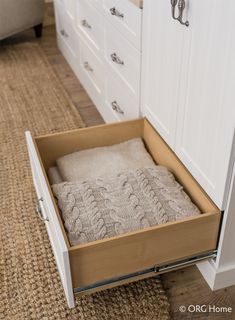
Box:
[0,42,170,320]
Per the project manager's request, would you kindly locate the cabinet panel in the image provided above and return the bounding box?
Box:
[76,0,103,58]
[175,0,235,209]
[103,0,142,50]
[56,0,76,20]
[55,2,78,71]
[141,0,185,148]
[104,73,140,122]
[104,21,141,100]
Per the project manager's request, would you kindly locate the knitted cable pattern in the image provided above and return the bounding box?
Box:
[52,166,201,246]
[96,174,150,235]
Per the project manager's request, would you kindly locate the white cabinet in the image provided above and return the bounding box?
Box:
[142,0,235,209]
[57,0,76,20]
[54,0,78,71]
[103,0,142,50]
[141,0,184,148]
[175,0,235,209]
[55,0,142,123]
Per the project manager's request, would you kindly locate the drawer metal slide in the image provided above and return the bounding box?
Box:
[74,250,217,294]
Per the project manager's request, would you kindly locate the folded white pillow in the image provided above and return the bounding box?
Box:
[56,138,155,182]
[48,166,63,185]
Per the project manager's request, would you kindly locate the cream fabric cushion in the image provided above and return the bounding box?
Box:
[48,167,63,185]
[56,138,156,182]
[52,166,201,246]
[0,0,44,40]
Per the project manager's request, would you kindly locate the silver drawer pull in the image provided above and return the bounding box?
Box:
[110,7,124,18]
[35,197,49,222]
[81,19,92,29]
[60,29,69,37]
[110,53,124,65]
[111,101,124,114]
[171,0,189,27]
[83,61,93,72]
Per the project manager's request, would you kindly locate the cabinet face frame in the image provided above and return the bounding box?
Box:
[29,118,220,291]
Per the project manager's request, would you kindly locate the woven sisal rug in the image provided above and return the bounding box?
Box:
[0,42,170,320]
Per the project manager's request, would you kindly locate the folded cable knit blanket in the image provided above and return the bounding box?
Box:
[56,138,156,182]
[52,166,201,246]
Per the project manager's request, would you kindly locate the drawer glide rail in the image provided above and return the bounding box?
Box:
[73,250,217,294]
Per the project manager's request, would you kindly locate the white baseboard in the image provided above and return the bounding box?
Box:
[197,260,235,290]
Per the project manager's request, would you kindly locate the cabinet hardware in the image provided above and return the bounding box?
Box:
[83,61,93,72]
[110,53,124,65]
[74,250,217,294]
[81,19,92,29]
[60,29,69,37]
[110,7,124,18]
[35,197,49,222]
[171,0,189,27]
[111,101,124,114]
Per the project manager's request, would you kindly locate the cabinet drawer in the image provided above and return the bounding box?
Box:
[26,119,220,308]
[76,0,103,58]
[79,37,104,97]
[104,22,141,99]
[104,74,140,121]
[87,0,102,11]
[103,0,142,50]
[55,3,77,62]
[55,0,76,21]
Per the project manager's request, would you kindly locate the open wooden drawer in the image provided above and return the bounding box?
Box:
[25,118,221,308]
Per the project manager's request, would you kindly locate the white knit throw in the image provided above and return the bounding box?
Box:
[52,166,201,246]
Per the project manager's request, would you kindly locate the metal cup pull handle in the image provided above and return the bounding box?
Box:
[60,29,69,37]
[110,7,124,18]
[81,19,92,29]
[83,61,93,72]
[110,53,124,65]
[111,101,124,114]
[35,197,49,222]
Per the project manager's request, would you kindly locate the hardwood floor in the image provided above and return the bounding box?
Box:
[2,25,235,320]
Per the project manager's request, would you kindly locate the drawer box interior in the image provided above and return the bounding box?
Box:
[32,118,220,290]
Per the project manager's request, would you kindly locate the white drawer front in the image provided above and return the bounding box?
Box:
[104,22,141,99]
[77,0,103,58]
[55,0,76,21]
[55,4,77,59]
[79,38,104,96]
[87,0,103,11]
[103,0,142,50]
[105,74,140,121]
[25,132,75,309]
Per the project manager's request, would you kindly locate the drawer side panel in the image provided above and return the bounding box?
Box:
[25,131,74,308]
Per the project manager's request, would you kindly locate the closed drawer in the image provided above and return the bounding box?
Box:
[79,37,104,96]
[55,3,77,59]
[103,0,142,50]
[105,74,140,121]
[87,0,102,11]
[104,21,141,99]
[26,119,220,308]
[55,0,76,21]
[76,0,104,58]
